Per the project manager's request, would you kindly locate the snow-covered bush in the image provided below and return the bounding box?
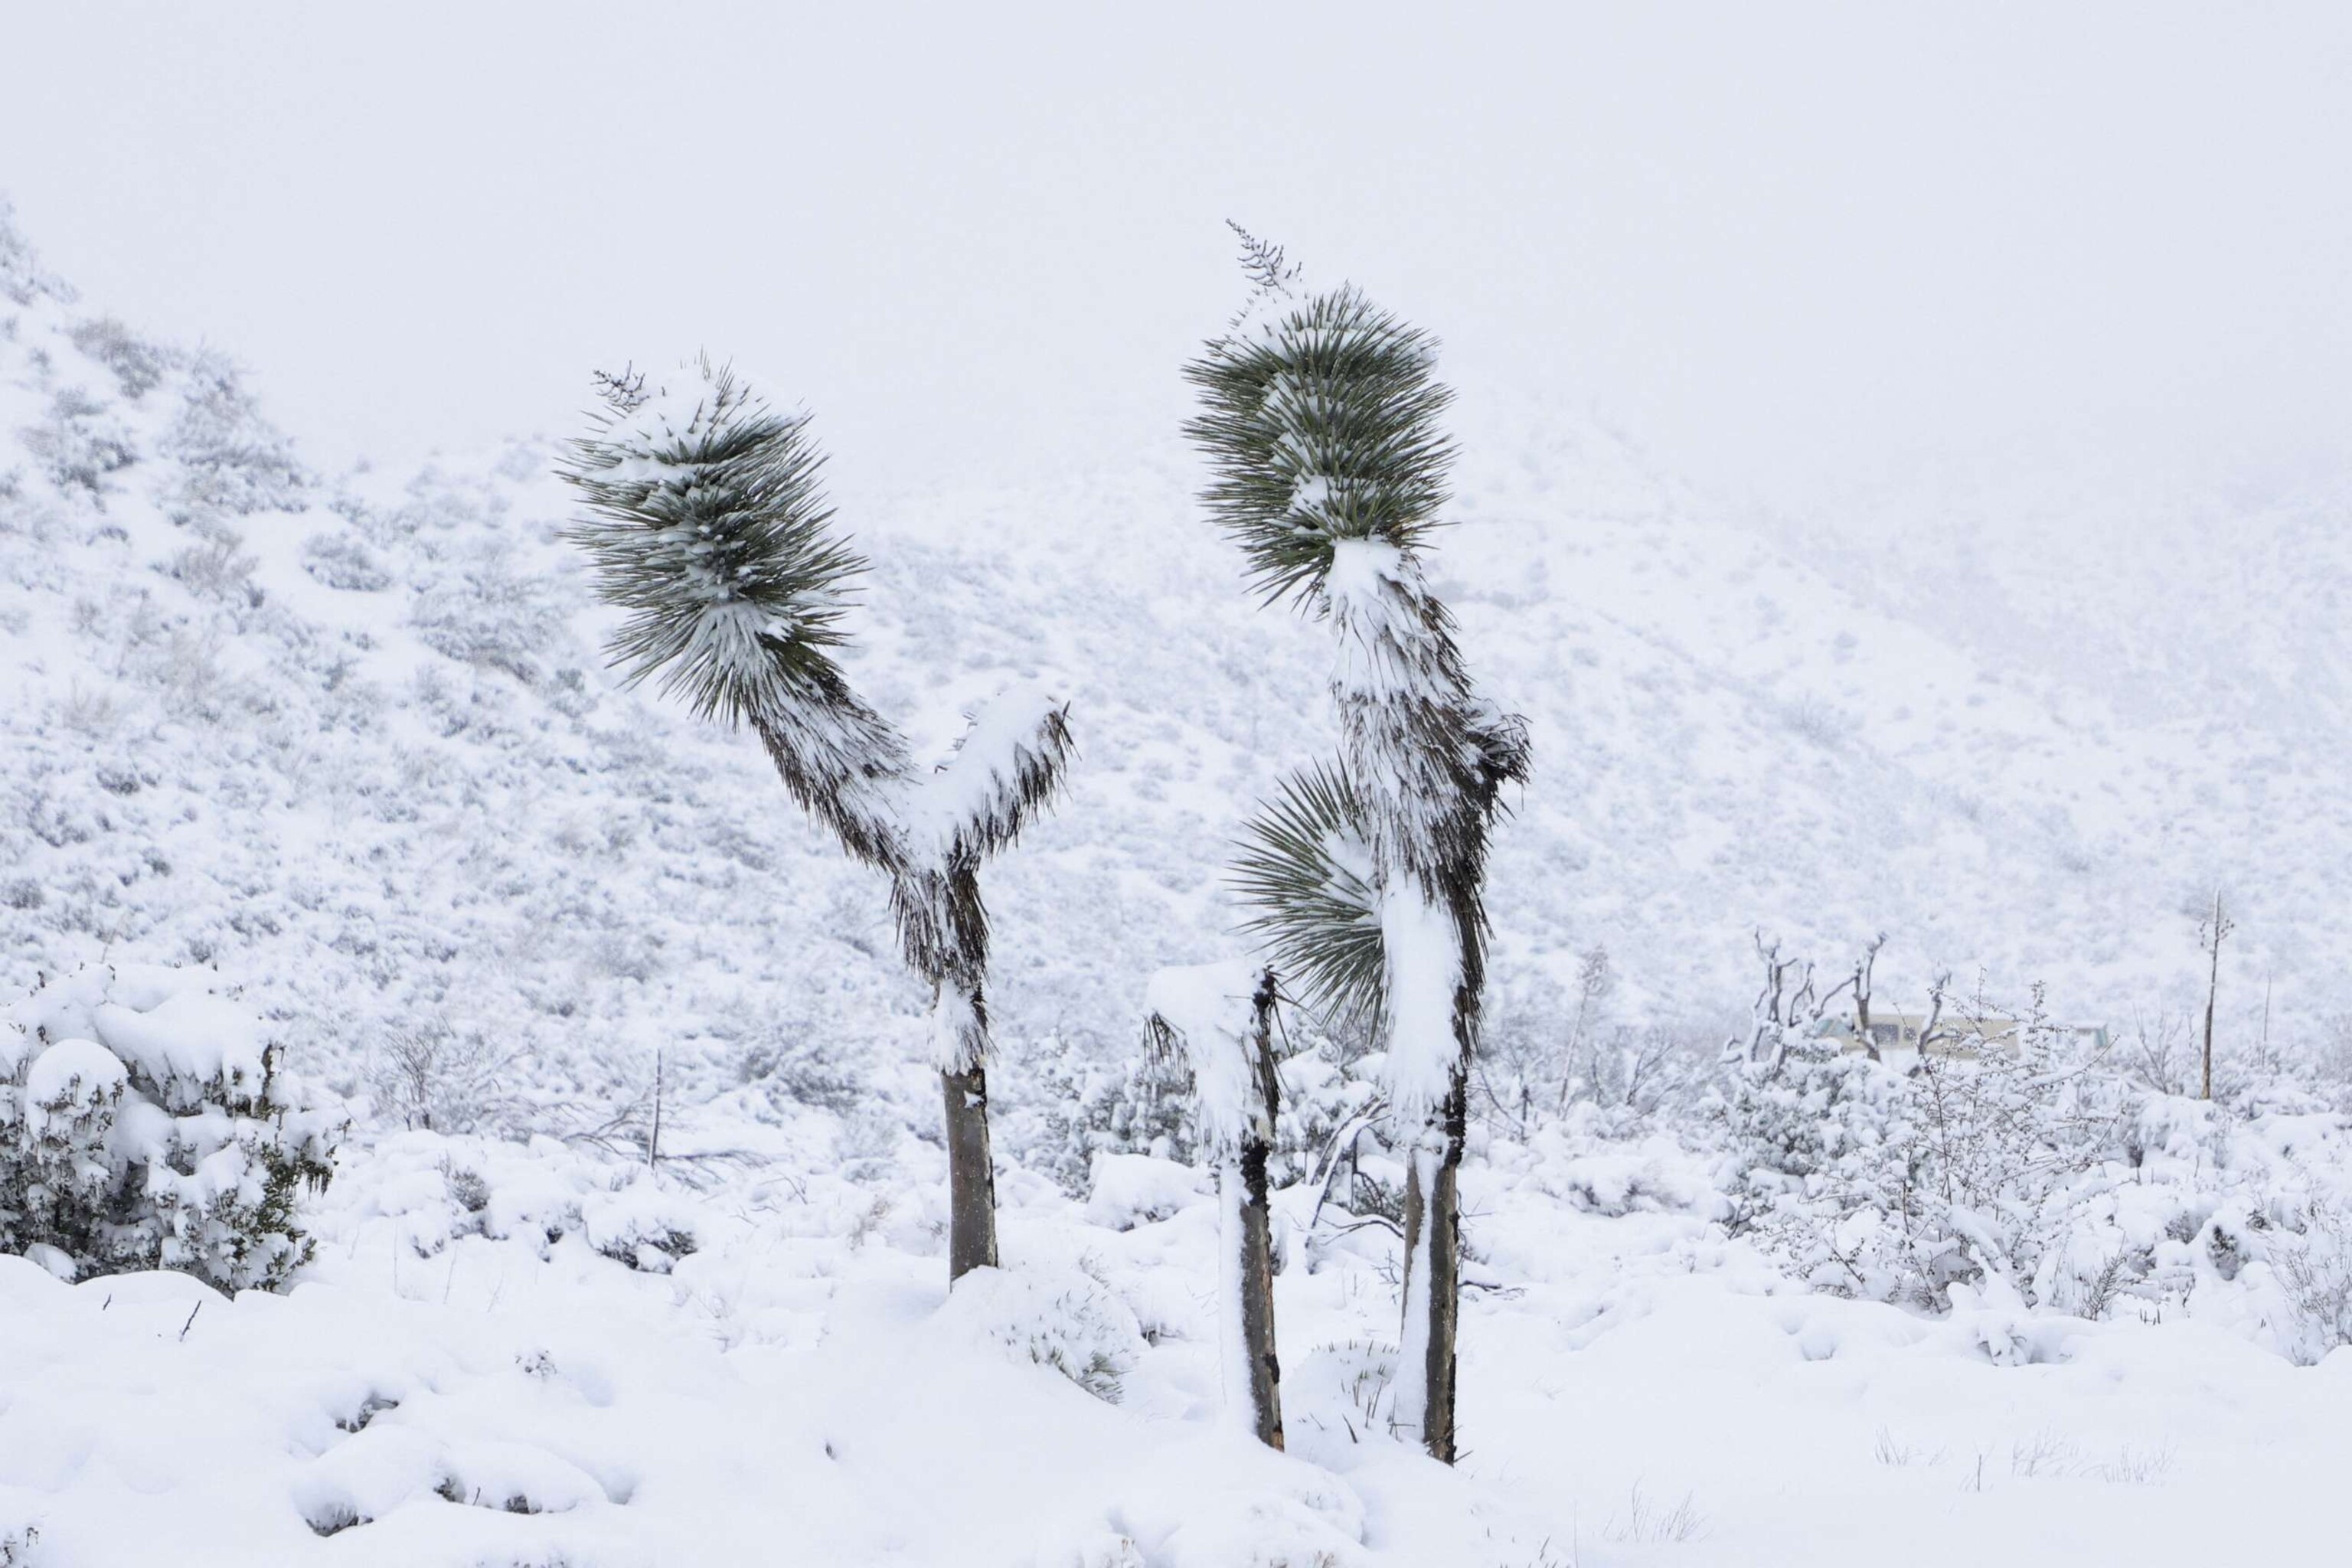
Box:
[161,351,307,518]
[936,1263,1145,1403]
[1021,1040,1201,1195]
[0,195,74,306]
[1720,972,2134,1311]
[1717,1030,1916,1242]
[1527,1109,1707,1217]
[714,992,867,1116]
[580,1181,700,1273]
[0,963,342,1291]
[1085,1152,1209,1231]
[1276,1037,1381,1187]
[67,317,176,400]
[22,387,137,498]
[168,536,260,606]
[409,541,567,680]
[1021,1009,1377,1202]
[2271,1197,2352,1363]
[367,1017,517,1135]
[300,528,394,592]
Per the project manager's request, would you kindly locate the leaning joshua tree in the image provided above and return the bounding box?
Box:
[1188,232,1529,1462]
[560,361,1070,1282]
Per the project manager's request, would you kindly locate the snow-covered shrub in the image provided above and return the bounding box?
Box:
[0,963,341,1291]
[409,541,567,681]
[1085,1152,1209,1230]
[1528,1112,1704,1217]
[162,351,306,518]
[444,1162,492,1217]
[168,536,260,606]
[0,195,74,306]
[1022,1011,1377,1200]
[67,316,176,399]
[712,992,866,1116]
[935,1264,1145,1403]
[301,528,394,592]
[21,388,137,498]
[1276,1041,1381,1187]
[367,1018,516,1135]
[1720,973,2132,1310]
[1024,1043,1199,1194]
[580,1181,699,1273]
[2273,1199,2352,1364]
[1718,1030,1912,1220]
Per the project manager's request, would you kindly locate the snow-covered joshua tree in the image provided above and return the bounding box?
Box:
[1145,959,1285,1449]
[1187,233,1529,1462]
[560,362,1070,1282]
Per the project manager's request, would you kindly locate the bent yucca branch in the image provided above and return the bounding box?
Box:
[560,361,1071,1283]
[1187,234,1529,1462]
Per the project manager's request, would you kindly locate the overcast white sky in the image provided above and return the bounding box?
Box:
[4,2,2348,514]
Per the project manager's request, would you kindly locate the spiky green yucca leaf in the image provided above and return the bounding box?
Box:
[561,361,862,720]
[559,361,910,867]
[1230,762,1387,1033]
[1183,283,1455,607]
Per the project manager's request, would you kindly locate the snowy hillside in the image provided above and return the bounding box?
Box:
[6,201,2342,1121]
[8,201,2352,1567]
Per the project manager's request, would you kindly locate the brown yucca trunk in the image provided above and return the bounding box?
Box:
[1234,972,1286,1446]
[941,1062,999,1280]
[1398,1078,1465,1463]
[1233,1138,1285,1447]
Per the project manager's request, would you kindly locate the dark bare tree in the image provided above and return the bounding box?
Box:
[2199,890,2234,1102]
[1853,933,1887,1063]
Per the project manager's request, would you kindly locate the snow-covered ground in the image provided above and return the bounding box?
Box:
[6,201,2352,1565]
[10,1116,2352,1566]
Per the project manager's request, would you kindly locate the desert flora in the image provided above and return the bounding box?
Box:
[1,963,341,1291]
[1186,230,1528,1460]
[560,361,1071,1282]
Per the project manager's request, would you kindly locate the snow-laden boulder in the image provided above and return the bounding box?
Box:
[2,962,343,1290]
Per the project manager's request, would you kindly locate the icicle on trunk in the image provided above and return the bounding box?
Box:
[1392,1076,1465,1462]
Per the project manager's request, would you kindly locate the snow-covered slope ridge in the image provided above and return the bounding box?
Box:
[6,200,2344,1132]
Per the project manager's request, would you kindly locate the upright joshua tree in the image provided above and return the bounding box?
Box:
[1190,233,1529,1462]
[560,362,1070,1282]
[1145,959,1285,1449]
